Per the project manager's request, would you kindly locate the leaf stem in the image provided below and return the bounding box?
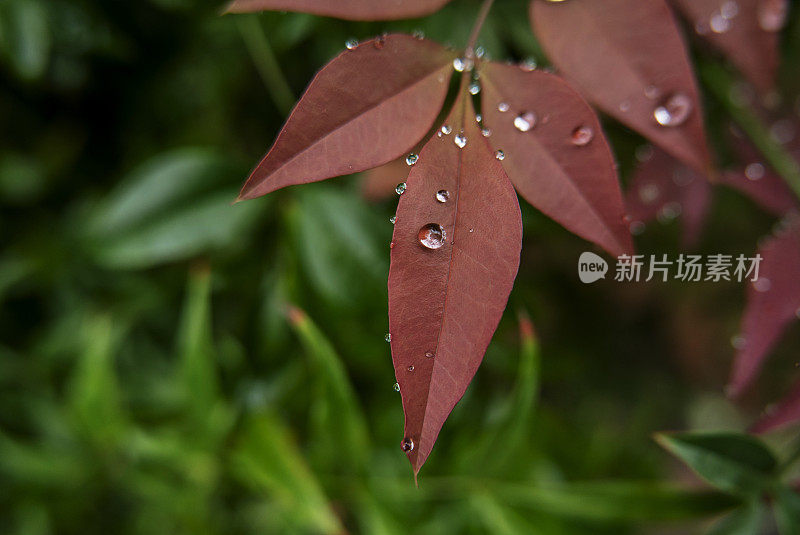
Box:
[465,0,495,58]
[236,16,295,115]
[698,61,800,201]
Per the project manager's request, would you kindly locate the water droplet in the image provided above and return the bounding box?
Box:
[753,278,771,292]
[437,131,443,138]
[721,1,739,19]
[495,149,505,160]
[514,111,537,132]
[469,228,474,233]
[425,351,435,358]
[412,30,425,40]
[454,133,467,148]
[498,102,510,112]
[481,127,492,137]
[520,58,537,71]
[389,215,396,224]
[570,125,594,146]
[393,382,401,392]
[618,100,631,112]
[745,163,765,181]
[469,82,481,95]
[475,114,482,123]
[406,154,418,166]
[453,57,473,72]
[630,221,646,235]
[400,437,415,452]
[436,190,450,203]
[441,125,452,135]
[758,0,788,32]
[395,182,407,195]
[385,333,392,342]
[418,223,446,249]
[639,183,660,204]
[345,38,359,50]
[373,34,386,49]
[389,241,395,249]
[407,365,415,372]
[731,335,746,349]
[654,93,692,127]
[658,202,682,223]
[644,85,661,99]
[475,46,486,58]
[710,12,731,33]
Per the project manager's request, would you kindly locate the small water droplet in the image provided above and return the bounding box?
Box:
[639,183,660,204]
[710,12,731,33]
[373,34,386,49]
[407,365,414,372]
[619,100,631,112]
[629,221,646,235]
[393,382,401,392]
[401,437,415,452]
[418,223,446,249]
[570,125,594,146]
[758,0,788,32]
[475,114,482,123]
[753,278,771,292]
[345,38,359,50]
[498,102,510,112]
[495,149,505,160]
[644,85,661,99]
[520,58,537,71]
[514,111,537,132]
[654,93,692,127]
[389,241,395,249]
[395,182,407,195]
[745,163,765,181]
[731,335,746,349]
[469,228,474,233]
[454,133,467,148]
[453,57,473,72]
[481,127,492,137]
[389,215,396,224]
[425,351,435,358]
[412,30,425,40]
[441,125,452,135]
[406,154,418,166]
[469,82,481,95]
[436,190,450,203]
[721,1,739,19]
[385,333,392,342]
[475,46,486,58]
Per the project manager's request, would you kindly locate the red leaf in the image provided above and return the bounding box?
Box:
[530,0,712,175]
[480,62,633,256]
[728,214,800,397]
[225,0,452,20]
[720,169,799,216]
[751,378,800,433]
[238,35,455,200]
[669,0,783,94]
[625,146,712,248]
[388,91,522,475]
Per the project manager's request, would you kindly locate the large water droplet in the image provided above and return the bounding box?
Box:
[400,437,415,452]
[498,102,510,112]
[395,182,406,195]
[454,133,467,148]
[436,190,450,203]
[406,153,418,166]
[385,333,392,342]
[758,0,788,32]
[441,125,452,135]
[469,82,481,95]
[745,163,765,181]
[514,111,537,132]
[418,223,446,249]
[570,125,594,146]
[345,38,359,50]
[495,149,505,160]
[654,93,692,127]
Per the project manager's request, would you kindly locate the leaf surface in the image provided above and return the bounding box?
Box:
[530,0,711,174]
[226,0,452,20]
[728,214,800,397]
[239,34,455,200]
[480,62,633,256]
[669,0,782,94]
[388,91,522,475]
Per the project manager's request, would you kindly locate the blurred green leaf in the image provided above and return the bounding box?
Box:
[706,501,764,535]
[0,0,50,81]
[231,414,344,535]
[775,487,800,535]
[287,305,370,471]
[471,492,550,535]
[656,432,779,495]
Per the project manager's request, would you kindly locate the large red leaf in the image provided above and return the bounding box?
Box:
[669,0,783,94]
[226,0,452,20]
[751,378,800,433]
[238,35,455,200]
[530,0,712,175]
[728,214,800,397]
[480,62,633,256]
[625,146,712,248]
[388,91,522,475]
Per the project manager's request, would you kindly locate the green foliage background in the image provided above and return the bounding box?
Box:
[1,0,800,533]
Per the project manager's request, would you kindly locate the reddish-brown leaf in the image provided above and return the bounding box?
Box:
[238,35,455,200]
[625,146,712,248]
[669,0,783,94]
[728,214,800,397]
[226,0,452,20]
[530,0,712,175]
[751,377,800,434]
[388,91,522,475]
[480,62,633,256]
[719,169,799,216]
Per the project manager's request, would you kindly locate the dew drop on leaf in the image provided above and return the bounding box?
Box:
[644,85,661,99]
[653,93,692,127]
[498,102,510,112]
[389,215,396,224]
[401,437,415,452]
[441,125,452,135]
[395,182,407,195]
[412,30,425,40]
[393,382,401,392]
[453,57,473,72]
[721,1,739,19]
[639,183,660,204]
[570,125,594,146]
[619,101,631,112]
[514,112,537,132]
[407,365,415,372]
[345,38,358,50]
[745,163,765,180]
[436,190,450,203]
[520,58,537,71]
[385,333,392,342]
[710,13,731,33]
[454,133,467,148]
[469,82,481,95]
[405,154,418,166]
[475,114,482,123]
[425,351,435,358]
[418,223,446,249]
[495,149,505,160]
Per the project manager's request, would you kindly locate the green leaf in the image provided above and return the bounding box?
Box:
[471,492,552,535]
[0,0,50,81]
[287,306,370,470]
[775,487,800,535]
[706,501,764,535]
[656,432,779,495]
[231,414,343,535]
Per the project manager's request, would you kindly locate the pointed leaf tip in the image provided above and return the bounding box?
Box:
[388,92,523,474]
[239,34,456,200]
